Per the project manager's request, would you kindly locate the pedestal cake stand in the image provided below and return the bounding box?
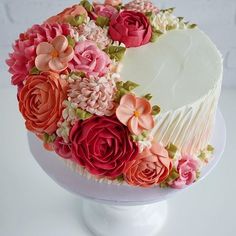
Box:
[28,109,226,236]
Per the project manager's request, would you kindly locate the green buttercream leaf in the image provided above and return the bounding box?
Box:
[68,14,85,27]
[207,145,214,153]
[96,16,110,28]
[80,0,93,12]
[177,17,184,22]
[43,133,56,143]
[123,81,139,91]
[76,108,92,120]
[145,11,156,22]
[196,171,201,180]
[69,71,86,78]
[143,93,153,100]
[188,23,197,29]
[115,3,124,11]
[198,151,206,161]
[131,131,149,142]
[30,66,40,75]
[166,143,178,159]
[152,105,161,115]
[117,175,124,182]
[150,28,163,42]
[104,45,126,61]
[67,35,76,48]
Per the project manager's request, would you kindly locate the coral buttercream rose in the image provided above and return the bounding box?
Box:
[54,137,72,159]
[108,10,152,48]
[169,155,200,189]
[69,115,139,178]
[19,72,67,134]
[45,4,88,24]
[123,142,172,187]
[69,41,111,76]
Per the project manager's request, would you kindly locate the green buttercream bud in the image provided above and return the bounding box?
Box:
[123,81,139,91]
[188,23,197,29]
[196,171,201,180]
[177,17,184,22]
[166,143,178,159]
[43,133,56,143]
[152,105,160,115]
[150,28,163,42]
[198,151,206,161]
[80,0,93,12]
[76,108,92,120]
[96,16,110,28]
[143,93,152,100]
[116,81,124,89]
[207,145,214,153]
[115,3,124,11]
[30,66,40,75]
[68,14,85,27]
[67,35,75,48]
[69,71,86,78]
[104,46,126,61]
[169,169,180,180]
[117,175,124,182]
[161,7,175,13]
[166,25,176,31]
[159,182,169,188]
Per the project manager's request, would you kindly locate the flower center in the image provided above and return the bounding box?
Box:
[51,49,59,58]
[134,110,140,117]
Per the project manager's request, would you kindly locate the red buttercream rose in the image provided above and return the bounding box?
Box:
[70,115,139,178]
[108,10,152,48]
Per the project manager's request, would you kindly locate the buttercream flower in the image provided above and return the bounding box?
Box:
[6,23,73,87]
[54,137,72,159]
[116,93,154,135]
[104,0,122,7]
[124,0,159,14]
[70,115,139,178]
[69,40,111,76]
[45,4,88,24]
[91,4,118,19]
[19,72,67,134]
[78,21,111,49]
[108,10,152,48]
[35,35,74,72]
[169,155,200,189]
[68,75,116,116]
[123,142,172,187]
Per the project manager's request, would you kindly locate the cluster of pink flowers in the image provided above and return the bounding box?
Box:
[6,0,203,188]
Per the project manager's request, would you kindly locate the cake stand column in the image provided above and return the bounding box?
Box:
[82,199,168,236]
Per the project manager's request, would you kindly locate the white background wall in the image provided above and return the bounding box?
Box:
[0,0,235,88]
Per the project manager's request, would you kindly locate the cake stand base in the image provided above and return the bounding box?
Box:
[82,199,168,236]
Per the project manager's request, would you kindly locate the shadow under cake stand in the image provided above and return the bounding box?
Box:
[28,109,226,236]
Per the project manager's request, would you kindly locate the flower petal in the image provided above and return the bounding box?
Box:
[136,97,152,114]
[49,58,67,72]
[119,93,136,110]
[52,35,68,52]
[36,42,53,55]
[59,46,74,62]
[116,105,133,126]
[128,116,142,135]
[138,114,154,130]
[35,54,51,71]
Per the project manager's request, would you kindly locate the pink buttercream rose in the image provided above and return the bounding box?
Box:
[45,5,88,24]
[169,155,200,189]
[91,4,118,20]
[53,137,72,159]
[69,41,111,76]
[69,115,139,178]
[123,142,173,187]
[109,10,152,48]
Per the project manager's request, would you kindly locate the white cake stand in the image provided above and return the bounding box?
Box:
[28,109,226,236]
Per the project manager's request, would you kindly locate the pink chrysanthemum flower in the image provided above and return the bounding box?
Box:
[6,23,73,87]
[68,75,116,116]
[124,0,159,14]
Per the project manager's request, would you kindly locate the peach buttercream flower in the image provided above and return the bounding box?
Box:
[35,35,74,72]
[116,93,154,135]
[45,4,88,24]
[19,72,67,134]
[123,141,172,187]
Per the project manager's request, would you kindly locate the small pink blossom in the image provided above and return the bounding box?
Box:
[91,4,118,19]
[169,155,200,189]
[69,40,111,76]
[116,93,154,135]
[53,137,72,159]
[35,35,74,72]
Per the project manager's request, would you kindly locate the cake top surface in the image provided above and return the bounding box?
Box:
[121,28,222,112]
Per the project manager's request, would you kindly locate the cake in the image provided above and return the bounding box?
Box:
[6,0,222,189]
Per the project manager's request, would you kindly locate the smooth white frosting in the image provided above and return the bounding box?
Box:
[120,28,223,112]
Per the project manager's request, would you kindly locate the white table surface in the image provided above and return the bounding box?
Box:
[0,87,235,236]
